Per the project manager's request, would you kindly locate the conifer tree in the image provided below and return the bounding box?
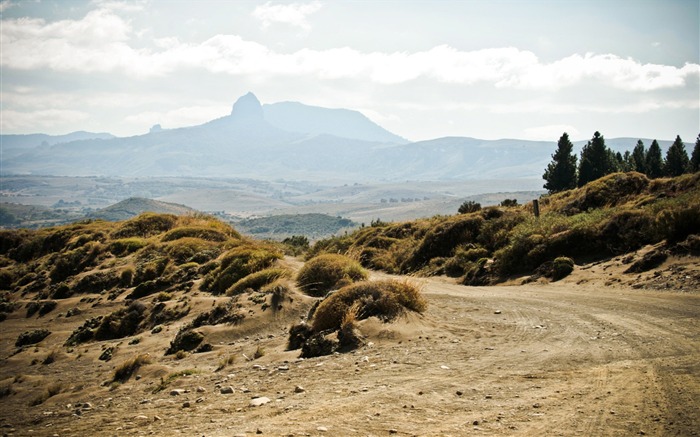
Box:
[577,131,611,187]
[689,134,700,172]
[646,140,664,178]
[543,132,577,193]
[664,135,690,177]
[631,140,647,174]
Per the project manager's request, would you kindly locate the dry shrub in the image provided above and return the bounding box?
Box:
[165,328,204,355]
[112,353,152,383]
[15,329,51,347]
[161,226,230,242]
[405,215,484,271]
[203,244,282,294]
[94,301,147,341]
[311,279,426,332]
[556,172,650,214]
[226,267,290,296]
[108,238,148,256]
[296,254,367,297]
[111,213,177,239]
[163,237,220,264]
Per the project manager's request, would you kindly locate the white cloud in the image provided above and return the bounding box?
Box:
[3,7,697,92]
[1,109,89,131]
[0,0,15,13]
[252,1,322,30]
[522,125,580,141]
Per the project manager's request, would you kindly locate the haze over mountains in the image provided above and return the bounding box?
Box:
[1,92,682,181]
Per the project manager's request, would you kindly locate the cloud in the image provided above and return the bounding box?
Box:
[252,1,322,30]
[0,109,89,131]
[2,4,698,93]
[0,0,15,13]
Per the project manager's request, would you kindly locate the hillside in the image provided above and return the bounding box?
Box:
[0,176,699,434]
[235,213,356,241]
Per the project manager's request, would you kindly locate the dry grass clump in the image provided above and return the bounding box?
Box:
[296,254,367,297]
[15,329,51,347]
[161,226,230,242]
[311,279,426,332]
[226,267,290,296]
[202,244,282,295]
[112,353,152,383]
[111,213,177,239]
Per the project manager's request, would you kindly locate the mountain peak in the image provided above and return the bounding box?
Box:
[230,92,264,120]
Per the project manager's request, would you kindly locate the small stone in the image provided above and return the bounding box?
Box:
[196,397,205,403]
[440,365,450,370]
[294,385,305,393]
[473,420,480,426]
[494,310,502,314]
[533,403,541,408]
[456,391,463,396]
[278,365,289,371]
[220,386,235,394]
[317,426,328,432]
[196,386,207,393]
[389,429,398,434]
[81,402,93,410]
[170,389,186,396]
[249,397,271,407]
[153,416,162,421]
[182,401,191,408]
[135,415,149,421]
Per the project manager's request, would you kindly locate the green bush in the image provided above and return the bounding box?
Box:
[551,257,575,280]
[226,267,290,296]
[458,201,481,214]
[296,254,367,297]
[405,215,484,271]
[311,280,426,332]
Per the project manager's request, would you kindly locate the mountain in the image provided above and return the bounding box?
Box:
[0,131,116,159]
[87,197,197,221]
[0,93,688,182]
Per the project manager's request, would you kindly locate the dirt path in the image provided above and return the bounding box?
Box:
[1,272,699,436]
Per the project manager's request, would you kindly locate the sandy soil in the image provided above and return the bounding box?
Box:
[1,255,698,436]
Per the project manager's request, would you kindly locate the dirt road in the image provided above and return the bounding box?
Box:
[1,272,699,436]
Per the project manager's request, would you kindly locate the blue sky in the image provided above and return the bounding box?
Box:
[1,0,698,142]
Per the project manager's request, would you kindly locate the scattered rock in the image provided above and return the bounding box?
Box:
[170,389,186,396]
[317,426,328,432]
[182,401,191,408]
[294,385,306,393]
[494,310,502,314]
[220,386,235,394]
[249,397,271,407]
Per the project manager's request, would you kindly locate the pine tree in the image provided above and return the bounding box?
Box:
[646,140,664,179]
[577,131,612,187]
[690,134,700,172]
[543,132,577,193]
[631,140,647,174]
[664,135,690,177]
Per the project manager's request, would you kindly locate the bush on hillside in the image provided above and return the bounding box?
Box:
[404,215,484,271]
[226,267,290,296]
[202,244,282,295]
[296,254,367,297]
[311,279,426,332]
[161,226,231,242]
[111,213,177,239]
[15,329,51,347]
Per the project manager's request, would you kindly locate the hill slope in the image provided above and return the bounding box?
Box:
[87,198,197,221]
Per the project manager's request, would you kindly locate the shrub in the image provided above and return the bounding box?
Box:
[551,257,575,280]
[111,213,177,239]
[49,242,102,283]
[15,329,51,347]
[203,245,281,295]
[311,280,426,332]
[405,215,484,271]
[163,238,220,265]
[161,227,229,242]
[73,270,120,294]
[94,301,147,341]
[296,254,368,297]
[458,201,481,214]
[113,354,152,383]
[165,329,204,355]
[226,267,290,296]
[657,207,700,244]
[108,238,148,256]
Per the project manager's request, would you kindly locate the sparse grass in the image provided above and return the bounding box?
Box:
[215,354,236,371]
[296,254,368,297]
[152,369,198,393]
[226,267,291,296]
[29,382,62,406]
[112,353,152,383]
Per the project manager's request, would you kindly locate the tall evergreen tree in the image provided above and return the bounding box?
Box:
[646,140,664,178]
[690,134,700,172]
[631,140,647,174]
[664,135,690,177]
[622,150,634,172]
[543,132,577,193]
[577,131,612,187]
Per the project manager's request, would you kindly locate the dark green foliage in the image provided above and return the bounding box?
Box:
[15,329,51,347]
[500,198,519,207]
[108,238,148,256]
[111,213,177,239]
[165,328,204,355]
[73,270,120,294]
[94,301,147,341]
[657,206,700,244]
[690,134,700,172]
[49,242,102,283]
[664,135,690,177]
[578,132,614,187]
[632,140,647,174]
[282,235,310,255]
[543,132,577,193]
[406,215,484,270]
[646,140,664,178]
[462,258,492,285]
[551,257,575,280]
[296,254,367,297]
[458,201,481,214]
[0,268,16,289]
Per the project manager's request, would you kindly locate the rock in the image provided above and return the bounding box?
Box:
[317,426,328,432]
[494,310,502,314]
[135,415,149,421]
[278,365,289,371]
[220,386,235,394]
[249,397,271,407]
[153,416,162,421]
[170,389,186,396]
[182,401,191,408]
[294,385,305,393]
[196,386,207,393]
[81,402,93,410]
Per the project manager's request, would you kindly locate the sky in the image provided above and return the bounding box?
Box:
[1,0,698,142]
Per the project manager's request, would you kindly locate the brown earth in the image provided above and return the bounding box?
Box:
[1,253,698,436]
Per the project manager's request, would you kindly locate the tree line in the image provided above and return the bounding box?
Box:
[543,132,700,193]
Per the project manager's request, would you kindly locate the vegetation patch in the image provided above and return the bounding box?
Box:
[15,329,51,347]
[112,354,152,383]
[226,267,291,296]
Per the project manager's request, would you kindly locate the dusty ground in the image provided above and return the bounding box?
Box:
[1,253,698,436]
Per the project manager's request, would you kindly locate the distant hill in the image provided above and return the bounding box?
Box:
[235,213,356,241]
[87,198,197,221]
[1,93,690,181]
